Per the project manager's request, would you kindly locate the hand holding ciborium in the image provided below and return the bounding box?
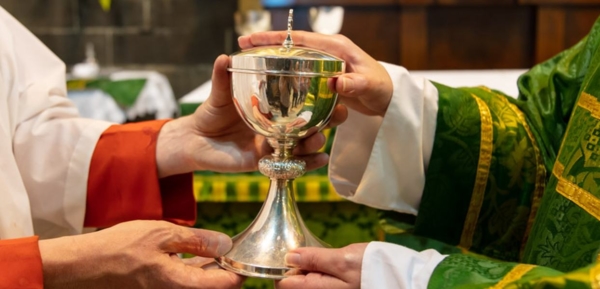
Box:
[215,10,345,279]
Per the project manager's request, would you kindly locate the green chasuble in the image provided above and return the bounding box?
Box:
[383,17,600,288]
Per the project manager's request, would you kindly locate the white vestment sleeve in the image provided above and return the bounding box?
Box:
[329,62,439,215]
[0,7,112,238]
[361,242,446,289]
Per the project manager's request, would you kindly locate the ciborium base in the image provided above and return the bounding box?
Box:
[216,256,290,279]
[214,154,328,279]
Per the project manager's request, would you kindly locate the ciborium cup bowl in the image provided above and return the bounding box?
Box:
[215,9,345,280]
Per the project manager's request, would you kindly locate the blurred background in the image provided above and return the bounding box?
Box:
[3,0,599,102]
[2,1,599,288]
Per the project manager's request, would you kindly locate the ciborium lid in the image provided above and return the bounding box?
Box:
[229,10,345,78]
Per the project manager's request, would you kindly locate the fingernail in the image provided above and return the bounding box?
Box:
[285,253,301,267]
[215,234,232,256]
[341,77,354,93]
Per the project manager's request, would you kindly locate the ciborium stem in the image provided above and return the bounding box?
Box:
[215,137,328,279]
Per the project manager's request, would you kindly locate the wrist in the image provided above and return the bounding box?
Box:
[38,236,88,288]
[155,116,199,178]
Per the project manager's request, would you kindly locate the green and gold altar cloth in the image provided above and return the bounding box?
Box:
[379,16,600,288]
[193,173,343,202]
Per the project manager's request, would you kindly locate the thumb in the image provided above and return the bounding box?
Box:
[161,226,232,258]
[206,54,232,108]
[284,247,342,277]
[334,73,369,98]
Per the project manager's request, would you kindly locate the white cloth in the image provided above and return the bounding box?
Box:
[362,242,446,289]
[68,89,126,123]
[0,7,111,239]
[110,70,178,120]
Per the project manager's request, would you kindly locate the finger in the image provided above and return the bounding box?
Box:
[182,256,217,268]
[298,153,329,171]
[284,247,347,277]
[276,272,347,289]
[334,73,391,116]
[335,73,370,98]
[206,54,232,108]
[326,104,348,128]
[185,268,245,289]
[294,132,326,155]
[161,226,232,258]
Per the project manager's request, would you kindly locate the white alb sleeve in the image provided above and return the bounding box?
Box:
[328,62,438,215]
[361,242,446,289]
[0,7,112,238]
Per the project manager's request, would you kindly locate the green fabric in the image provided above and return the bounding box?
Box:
[67,78,147,108]
[414,83,541,262]
[381,16,600,288]
[521,28,600,271]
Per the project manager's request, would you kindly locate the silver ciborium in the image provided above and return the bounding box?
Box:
[215,9,345,279]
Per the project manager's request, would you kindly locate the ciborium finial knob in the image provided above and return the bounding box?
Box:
[282,9,294,49]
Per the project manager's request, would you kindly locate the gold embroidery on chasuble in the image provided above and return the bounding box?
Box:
[554,164,600,221]
[490,264,536,289]
[459,95,493,250]
[551,92,600,221]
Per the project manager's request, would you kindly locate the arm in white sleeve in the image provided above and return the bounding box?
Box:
[328,62,439,215]
[361,242,446,289]
[0,7,111,238]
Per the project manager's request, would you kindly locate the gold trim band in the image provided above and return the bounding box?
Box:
[490,264,535,289]
[578,92,600,119]
[591,263,600,289]
[502,100,547,258]
[459,95,493,250]
[553,162,600,221]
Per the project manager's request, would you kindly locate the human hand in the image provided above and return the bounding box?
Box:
[155,55,331,177]
[39,220,244,289]
[239,31,393,117]
[275,243,368,289]
[252,105,273,129]
[285,118,308,133]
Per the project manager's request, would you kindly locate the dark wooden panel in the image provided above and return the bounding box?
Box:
[398,0,435,5]
[262,0,396,7]
[338,7,401,64]
[535,6,565,63]
[564,8,600,47]
[265,0,598,70]
[270,6,400,64]
[400,7,429,69]
[436,0,516,5]
[519,0,600,5]
[428,6,535,69]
